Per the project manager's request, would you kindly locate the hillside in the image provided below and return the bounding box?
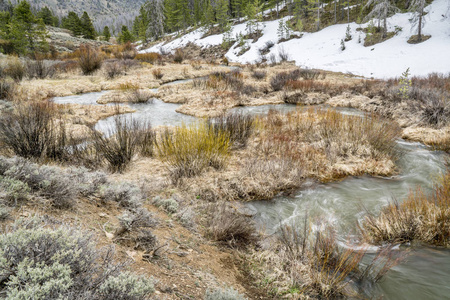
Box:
[142,0,450,78]
[14,0,146,32]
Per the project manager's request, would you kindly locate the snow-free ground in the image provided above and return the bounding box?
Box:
[141,0,450,79]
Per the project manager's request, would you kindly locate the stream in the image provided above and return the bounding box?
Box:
[52,82,450,300]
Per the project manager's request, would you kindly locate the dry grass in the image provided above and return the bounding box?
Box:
[135,52,162,64]
[241,220,402,298]
[360,166,450,246]
[156,121,230,184]
[256,108,400,181]
[152,68,163,79]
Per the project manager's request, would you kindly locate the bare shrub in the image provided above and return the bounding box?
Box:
[25,58,55,79]
[207,112,254,149]
[157,122,230,184]
[117,42,137,60]
[152,68,163,79]
[278,46,290,62]
[91,116,154,172]
[0,79,15,100]
[298,68,322,80]
[4,57,25,82]
[173,49,184,63]
[104,61,123,79]
[270,69,301,91]
[0,102,70,161]
[0,216,155,299]
[251,70,267,80]
[78,44,103,75]
[205,202,259,248]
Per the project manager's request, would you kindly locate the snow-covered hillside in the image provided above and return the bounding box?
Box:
[141,0,450,79]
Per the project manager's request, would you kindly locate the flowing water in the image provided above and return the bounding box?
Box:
[52,82,450,300]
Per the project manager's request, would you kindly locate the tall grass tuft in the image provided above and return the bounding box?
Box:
[207,112,254,149]
[360,166,450,246]
[275,221,401,298]
[91,116,154,173]
[157,121,230,184]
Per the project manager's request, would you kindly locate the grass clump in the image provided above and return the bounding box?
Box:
[360,167,450,246]
[259,108,400,181]
[207,112,254,149]
[0,216,155,299]
[91,116,155,173]
[157,121,230,184]
[152,68,163,79]
[135,52,161,64]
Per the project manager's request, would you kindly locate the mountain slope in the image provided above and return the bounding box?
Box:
[23,0,146,32]
[142,0,450,78]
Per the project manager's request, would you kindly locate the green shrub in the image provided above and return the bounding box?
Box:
[98,272,155,299]
[205,287,247,300]
[153,197,178,214]
[0,176,31,206]
[101,181,143,208]
[157,122,230,184]
[0,217,155,299]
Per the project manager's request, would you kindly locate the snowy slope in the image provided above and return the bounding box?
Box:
[141,0,450,79]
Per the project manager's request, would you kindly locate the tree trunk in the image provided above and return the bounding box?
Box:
[383,16,387,38]
[418,13,422,42]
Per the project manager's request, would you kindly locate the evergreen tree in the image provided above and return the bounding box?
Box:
[102,26,111,41]
[5,0,48,54]
[118,25,134,43]
[37,6,58,26]
[307,0,321,31]
[364,0,399,38]
[62,11,82,36]
[408,0,426,42]
[80,11,96,39]
[215,0,229,30]
[144,0,165,41]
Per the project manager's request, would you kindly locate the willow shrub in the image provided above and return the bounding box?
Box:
[157,121,230,184]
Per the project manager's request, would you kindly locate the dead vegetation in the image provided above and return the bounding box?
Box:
[360,165,450,246]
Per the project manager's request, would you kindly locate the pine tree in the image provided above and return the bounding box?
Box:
[307,0,321,31]
[102,26,111,41]
[408,0,426,42]
[144,0,165,41]
[216,0,229,30]
[62,11,82,36]
[364,0,399,38]
[37,6,58,26]
[119,25,133,43]
[7,0,48,54]
[80,12,96,40]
